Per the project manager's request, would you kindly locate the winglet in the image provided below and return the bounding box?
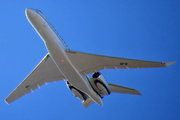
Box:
[165,61,176,67]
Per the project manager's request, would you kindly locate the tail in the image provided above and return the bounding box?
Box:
[87,92,103,106]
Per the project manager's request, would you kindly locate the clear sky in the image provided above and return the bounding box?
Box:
[0,1,179,120]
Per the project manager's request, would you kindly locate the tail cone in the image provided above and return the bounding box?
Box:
[88,92,103,106]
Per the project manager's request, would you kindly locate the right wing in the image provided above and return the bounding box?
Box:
[66,50,175,75]
[108,83,141,95]
[5,54,65,104]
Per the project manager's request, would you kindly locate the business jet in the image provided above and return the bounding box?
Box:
[5,9,175,108]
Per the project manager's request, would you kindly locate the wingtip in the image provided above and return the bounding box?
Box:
[4,99,9,105]
[138,92,142,95]
[165,61,176,67]
[135,90,142,95]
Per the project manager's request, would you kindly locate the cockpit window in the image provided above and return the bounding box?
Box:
[36,10,43,14]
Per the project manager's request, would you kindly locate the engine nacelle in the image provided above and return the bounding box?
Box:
[66,81,87,101]
[91,72,111,96]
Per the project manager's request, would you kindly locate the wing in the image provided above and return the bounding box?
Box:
[66,50,175,75]
[5,54,65,104]
[108,83,141,95]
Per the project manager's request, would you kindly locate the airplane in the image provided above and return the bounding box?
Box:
[5,8,175,108]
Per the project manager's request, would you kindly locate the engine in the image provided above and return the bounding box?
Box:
[66,81,87,101]
[65,72,110,108]
[66,80,95,108]
[89,72,111,98]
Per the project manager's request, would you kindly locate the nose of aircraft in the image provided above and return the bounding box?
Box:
[25,8,36,19]
[25,8,32,16]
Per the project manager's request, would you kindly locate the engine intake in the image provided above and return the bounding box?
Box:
[91,72,111,96]
[66,81,87,100]
[92,72,101,78]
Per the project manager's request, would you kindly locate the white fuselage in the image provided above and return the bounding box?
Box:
[25,9,102,106]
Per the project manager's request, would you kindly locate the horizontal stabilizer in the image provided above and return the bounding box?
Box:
[108,83,141,95]
[82,98,94,108]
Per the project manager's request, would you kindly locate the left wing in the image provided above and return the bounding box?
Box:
[66,50,175,75]
[5,54,65,104]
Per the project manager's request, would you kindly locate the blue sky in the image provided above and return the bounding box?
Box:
[0,1,179,120]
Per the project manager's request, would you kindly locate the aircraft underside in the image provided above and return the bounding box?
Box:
[5,8,175,108]
[66,72,111,108]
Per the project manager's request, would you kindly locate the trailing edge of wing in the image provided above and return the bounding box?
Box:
[108,83,142,95]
